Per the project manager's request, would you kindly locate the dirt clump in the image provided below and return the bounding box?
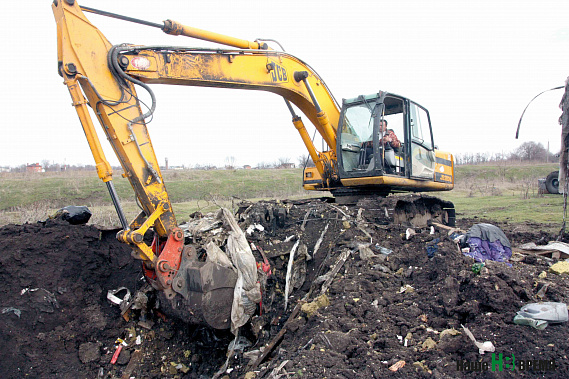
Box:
[0,199,568,378]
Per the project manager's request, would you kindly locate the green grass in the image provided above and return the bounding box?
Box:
[437,162,563,230]
[438,193,565,225]
[0,163,565,231]
[0,169,310,226]
[455,162,557,181]
[161,169,304,201]
[0,169,306,208]
[0,174,101,209]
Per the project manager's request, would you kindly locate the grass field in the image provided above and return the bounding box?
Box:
[0,163,565,230]
[437,162,564,227]
[0,168,314,226]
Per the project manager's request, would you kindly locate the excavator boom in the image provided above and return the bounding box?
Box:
[117,45,340,147]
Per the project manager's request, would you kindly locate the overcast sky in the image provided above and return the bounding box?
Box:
[2,0,569,168]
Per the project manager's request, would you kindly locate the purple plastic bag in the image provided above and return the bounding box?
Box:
[463,237,512,263]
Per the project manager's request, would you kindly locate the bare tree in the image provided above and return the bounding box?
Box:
[194,163,217,170]
[297,154,315,168]
[41,159,51,172]
[224,156,236,169]
[513,141,547,161]
[256,161,274,169]
[12,164,26,173]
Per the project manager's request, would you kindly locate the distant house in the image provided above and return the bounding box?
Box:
[243,165,252,170]
[26,163,42,173]
[0,166,10,173]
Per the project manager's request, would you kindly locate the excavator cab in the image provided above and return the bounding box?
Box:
[338,92,435,178]
[322,92,454,197]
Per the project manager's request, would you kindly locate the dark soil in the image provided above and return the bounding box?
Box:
[0,198,568,378]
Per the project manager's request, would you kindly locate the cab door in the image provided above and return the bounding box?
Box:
[337,94,407,179]
[407,102,436,180]
[337,95,384,178]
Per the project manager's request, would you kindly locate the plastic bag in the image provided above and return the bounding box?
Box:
[53,205,92,225]
[205,241,235,270]
[219,208,261,334]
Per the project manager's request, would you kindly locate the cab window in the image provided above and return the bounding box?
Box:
[409,102,435,179]
[410,103,433,150]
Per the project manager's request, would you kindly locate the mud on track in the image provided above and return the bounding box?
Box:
[0,198,568,378]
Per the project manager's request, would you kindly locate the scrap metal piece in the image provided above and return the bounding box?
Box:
[107,287,131,306]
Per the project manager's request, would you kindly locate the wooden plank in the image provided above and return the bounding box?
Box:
[121,350,142,379]
[249,303,301,370]
[431,222,462,235]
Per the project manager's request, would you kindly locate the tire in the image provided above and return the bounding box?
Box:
[545,171,560,194]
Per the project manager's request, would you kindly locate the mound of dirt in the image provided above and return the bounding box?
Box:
[0,219,140,378]
[0,198,568,378]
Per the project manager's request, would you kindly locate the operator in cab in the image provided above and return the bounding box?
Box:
[362,119,401,173]
[380,119,401,151]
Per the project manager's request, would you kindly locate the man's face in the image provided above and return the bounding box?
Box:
[380,121,387,132]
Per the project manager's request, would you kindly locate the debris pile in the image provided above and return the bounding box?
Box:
[0,198,568,378]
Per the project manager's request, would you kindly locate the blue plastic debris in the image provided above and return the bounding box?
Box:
[426,238,440,258]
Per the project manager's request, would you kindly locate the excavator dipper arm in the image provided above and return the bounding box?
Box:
[53,1,188,297]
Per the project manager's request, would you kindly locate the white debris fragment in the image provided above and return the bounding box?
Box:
[246,224,265,235]
[301,209,311,231]
[399,284,414,293]
[284,235,295,243]
[220,208,261,334]
[461,325,495,355]
[284,239,301,311]
[312,222,329,257]
[106,287,131,306]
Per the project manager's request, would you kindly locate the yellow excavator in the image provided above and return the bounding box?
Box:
[52,0,455,328]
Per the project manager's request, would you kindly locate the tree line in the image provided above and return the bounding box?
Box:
[7,141,551,171]
[454,141,557,165]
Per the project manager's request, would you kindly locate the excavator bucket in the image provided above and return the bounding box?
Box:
[160,246,238,329]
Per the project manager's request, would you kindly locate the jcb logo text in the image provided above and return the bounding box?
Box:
[270,63,288,83]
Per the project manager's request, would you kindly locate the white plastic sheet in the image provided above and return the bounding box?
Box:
[219,208,261,334]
